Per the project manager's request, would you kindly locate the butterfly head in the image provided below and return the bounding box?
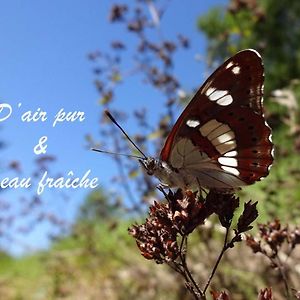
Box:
[139,157,161,176]
[139,157,187,190]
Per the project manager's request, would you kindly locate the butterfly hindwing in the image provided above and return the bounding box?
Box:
[160,49,273,189]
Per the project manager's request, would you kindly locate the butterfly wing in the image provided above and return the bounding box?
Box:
[160,49,273,189]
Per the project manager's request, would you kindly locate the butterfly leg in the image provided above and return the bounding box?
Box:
[156,184,173,202]
[157,182,169,190]
[196,178,208,201]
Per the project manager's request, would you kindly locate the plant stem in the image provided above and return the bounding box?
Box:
[203,227,230,294]
[178,235,204,299]
[273,255,290,299]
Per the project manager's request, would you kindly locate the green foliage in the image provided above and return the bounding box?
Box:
[0,220,184,299]
[198,0,300,92]
[0,251,13,274]
[0,252,47,299]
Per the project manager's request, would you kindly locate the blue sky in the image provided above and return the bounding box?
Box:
[0,0,227,255]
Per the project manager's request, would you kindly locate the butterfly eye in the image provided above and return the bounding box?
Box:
[139,158,156,175]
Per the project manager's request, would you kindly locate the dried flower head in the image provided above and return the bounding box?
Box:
[206,191,240,228]
[246,220,300,298]
[257,287,273,300]
[109,4,128,22]
[128,188,256,263]
[129,207,176,263]
[237,200,258,233]
[168,189,210,234]
[290,226,300,249]
[246,235,262,253]
[211,290,231,300]
[128,189,214,263]
[259,219,288,255]
[294,290,300,299]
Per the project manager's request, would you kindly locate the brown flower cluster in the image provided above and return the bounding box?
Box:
[257,288,273,300]
[109,4,128,22]
[246,220,300,299]
[129,189,259,263]
[128,190,207,263]
[206,192,258,235]
[211,290,231,300]
[211,287,273,300]
[206,191,239,228]
[246,219,300,257]
[237,200,259,233]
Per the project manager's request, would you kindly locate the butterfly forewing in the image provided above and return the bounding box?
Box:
[160,49,273,189]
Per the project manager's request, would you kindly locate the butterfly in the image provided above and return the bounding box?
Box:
[138,49,274,192]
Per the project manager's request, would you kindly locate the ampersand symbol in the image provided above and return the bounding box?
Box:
[34,136,48,155]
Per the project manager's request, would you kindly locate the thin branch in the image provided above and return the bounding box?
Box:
[269,255,290,299]
[178,235,204,299]
[167,260,199,300]
[203,227,230,294]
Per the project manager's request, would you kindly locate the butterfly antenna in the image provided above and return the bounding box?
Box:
[91,148,145,160]
[104,110,147,159]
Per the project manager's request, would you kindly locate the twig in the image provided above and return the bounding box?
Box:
[178,235,204,299]
[203,227,230,294]
[269,255,290,299]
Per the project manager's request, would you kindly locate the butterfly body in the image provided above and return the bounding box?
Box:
[141,146,245,191]
[141,156,199,190]
[141,49,274,191]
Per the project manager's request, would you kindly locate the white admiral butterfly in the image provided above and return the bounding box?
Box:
[139,49,274,191]
[95,49,274,192]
